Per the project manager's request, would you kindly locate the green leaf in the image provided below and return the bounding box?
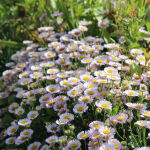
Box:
[112,105,119,115]
[0,40,26,48]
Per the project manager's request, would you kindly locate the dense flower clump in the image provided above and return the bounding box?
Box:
[1,20,150,150]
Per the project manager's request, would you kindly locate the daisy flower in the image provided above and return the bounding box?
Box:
[78,95,93,104]
[99,143,115,150]
[18,78,33,85]
[67,140,81,149]
[67,88,82,97]
[68,77,80,85]
[8,102,19,113]
[27,141,41,150]
[46,123,60,133]
[108,139,121,150]
[124,90,139,97]
[47,68,59,74]
[45,135,58,144]
[98,20,109,28]
[20,129,33,137]
[93,56,106,66]
[30,72,43,79]
[69,28,82,37]
[60,79,70,87]
[99,126,115,137]
[95,100,112,110]
[135,120,150,128]
[114,113,128,124]
[60,113,74,122]
[73,103,88,114]
[5,137,16,145]
[134,147,150,150]
[18,118,31,126]
[7,125,19,135]
[77,131,89,140]
[104,67,118,75]
[130,48,143,56]
[104,43,119,49]
[141,110,150,118]
[27,111,39,120]
[15,107,25,116]
[84,88,98,97]
[89,121,104,129]
[46,85,60,94]
[40,145,49,150]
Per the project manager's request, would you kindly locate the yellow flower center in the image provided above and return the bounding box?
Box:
[64,115,71,120]
[103,129,111,135]
[112,142,119,149]
[117,116,125,121]
[80,134,87,138]
[70,143,78,148]
[87,90,94,95]
[10,128,16,133]
[50,70,57,74]
[49,88,56,92]
[128,91,135,96]
[47,53,53,57]
[93,133,101,138]
[82,97,90,103]
[8,139,14,143]
[77,106,84,112]
[33,73,40,77]
[30,114,36,118]
[63,81,69,85]
[143,112,150,116]
[93,124,101,128]
[21,121,29,125]
[31,145,38,150]
[71,90,78,95]
[97,59,103,63]
[101,103,109,108]
[135,105,143,109]
[139,123,146,126]
[49,139,55,143]
[24,131,30,135]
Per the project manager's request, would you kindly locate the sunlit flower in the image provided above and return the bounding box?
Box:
[108,139,121,150]
[89,121,104,129]
[98,20,109,28]
[99,126,115,137]
[124,90,139,97]
[27,141,41,150]
[67,140,81,149]
[46,85,60,94]
[73,103,88,114]
[78,95,93,104]
[45,135,58,144]
[95,100,112,110]
[30,72,43,79]
[67,88,82,97]
[60,113,74,122]
[18,118,31,126]
[99,143,115,150]
[104,43,119,49]
[15,107,25,116]
[114,113,128,124]
[27,111,39,120]
[47,68,59,74]
[77,131,89,140]
[141,110,150,118]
